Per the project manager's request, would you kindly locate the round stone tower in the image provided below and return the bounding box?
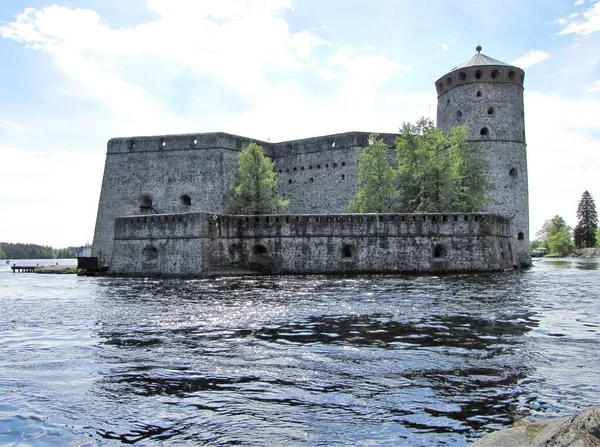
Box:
[435,46,531,268]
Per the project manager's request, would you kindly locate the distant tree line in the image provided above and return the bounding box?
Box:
[532,190,598,256]
[0,243,80,259]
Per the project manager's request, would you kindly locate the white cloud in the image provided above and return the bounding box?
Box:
[511,50,550,68]
[0,148,104,247]
[558,0,600,36]
[525,91,600,233]
[589,80,600,91]
[0,1,325,103]
[575,0,585,6]
[327,47,354,66]
[441,43,449,51]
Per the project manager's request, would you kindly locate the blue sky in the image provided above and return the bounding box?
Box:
[1,0,599,248]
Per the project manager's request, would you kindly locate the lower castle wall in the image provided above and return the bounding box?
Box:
[109,212,514,276]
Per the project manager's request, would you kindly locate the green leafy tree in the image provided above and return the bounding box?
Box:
[228,142,289,214]
[395,117,488,212]
[0,245,5,259]
[349,134,399,212]
[536,215,574,256]
[548,230,574,257]
[573,190,598,248]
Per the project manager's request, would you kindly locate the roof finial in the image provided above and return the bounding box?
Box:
[476,45,482,54]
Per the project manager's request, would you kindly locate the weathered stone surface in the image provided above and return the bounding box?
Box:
[108,212,514,276]
[472,406,600,446]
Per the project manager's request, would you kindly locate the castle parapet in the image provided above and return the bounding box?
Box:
[107,132,268,155]
[114,212,512,241]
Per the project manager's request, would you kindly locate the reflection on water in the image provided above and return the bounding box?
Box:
[539,257,599,270]
[0,261,599,445]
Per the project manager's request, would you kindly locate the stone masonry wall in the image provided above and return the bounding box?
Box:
[436,64,530,267]
[92,131,399,263]
[109,212,514,276]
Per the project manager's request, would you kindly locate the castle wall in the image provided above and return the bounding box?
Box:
[109,212,514,276]
[92,133,262,263]
[272,132,397,213]
[92,132,399,262]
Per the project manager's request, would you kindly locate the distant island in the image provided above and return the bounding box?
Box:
[0,242,83,260]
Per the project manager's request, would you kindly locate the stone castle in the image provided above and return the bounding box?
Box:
[91,48,531,276]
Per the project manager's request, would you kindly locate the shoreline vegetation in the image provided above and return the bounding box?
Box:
[33,265,78,274]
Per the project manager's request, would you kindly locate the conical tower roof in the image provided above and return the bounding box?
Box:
[452,46,511,71]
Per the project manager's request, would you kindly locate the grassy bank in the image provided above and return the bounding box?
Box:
[34,265,78,274]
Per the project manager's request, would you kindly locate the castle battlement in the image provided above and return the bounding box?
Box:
[114,212,512,241]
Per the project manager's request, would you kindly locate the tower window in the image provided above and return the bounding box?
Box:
[160,138,166,148]
[517,232,524,241]
[458,71,466,81]
[480,127,489,136]
[180,194,191,206]
[446,77,452,86]
[509,168,518,178]
[143,245,158,261]
[487,107,494,115]
[342,244,355,258]
[140,195,152,209]
[127,139,135,150]
[476,91,482,97]
[491,69,499,79]
[433,244,448,258]
[456,110,463,119]
[475,70,482,79]
[508,70,516,80]
[254,245,268,255]
[437,83,444,93]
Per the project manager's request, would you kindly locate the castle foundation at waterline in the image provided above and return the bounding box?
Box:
[92,48,531,276]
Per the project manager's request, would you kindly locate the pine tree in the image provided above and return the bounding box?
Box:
[228,142,289,214]
[573,190,598,248]
[395,118,488,213]
[349,134,399,213]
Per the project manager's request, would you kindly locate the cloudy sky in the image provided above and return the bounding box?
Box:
[0,0,599,248]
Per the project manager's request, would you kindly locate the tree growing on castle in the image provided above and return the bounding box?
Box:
[349,134,399,213]
[573,191,598,248]
[228,142,289,214]
[351,118,488,213]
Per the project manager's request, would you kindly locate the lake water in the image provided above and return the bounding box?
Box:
[0,258,599,446]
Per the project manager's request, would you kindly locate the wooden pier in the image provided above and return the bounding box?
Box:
[11,265,37,273]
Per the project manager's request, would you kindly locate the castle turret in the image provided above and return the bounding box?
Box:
[435,46,531,268]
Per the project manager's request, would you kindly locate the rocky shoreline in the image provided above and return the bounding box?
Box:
[571,248,600,258]
[472,406,600,446]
